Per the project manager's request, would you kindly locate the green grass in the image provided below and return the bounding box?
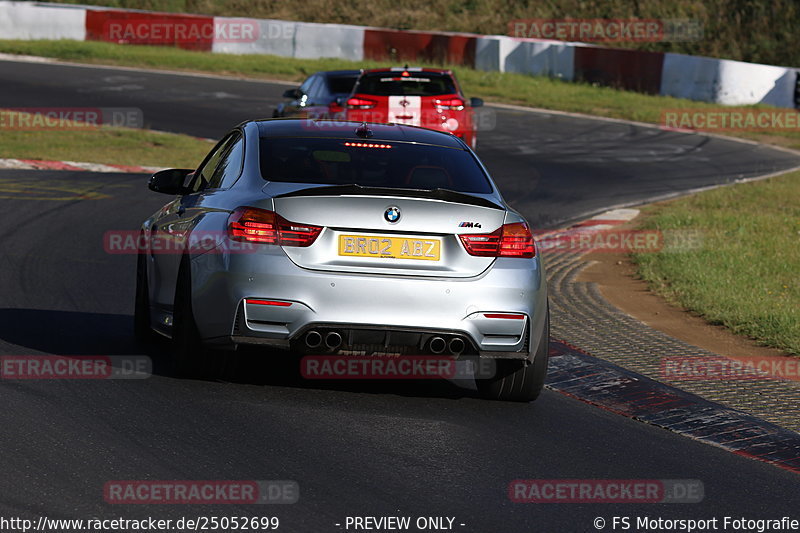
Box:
[633,172,800,355]
[3,39,800,150]
[0,110,212,167]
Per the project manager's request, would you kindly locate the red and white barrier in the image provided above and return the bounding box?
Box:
[661,53,795,108]
[0,1,796,109]
[0,1,85,40]
[574,46,665,94]
[211,19,364,61]
[211,18,295,56]
[475,35,575,80]
[294,22,363,61]
[85,8,214,51]
[362,28,475,65]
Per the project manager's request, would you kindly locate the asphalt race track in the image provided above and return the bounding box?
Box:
[3,59,799,227]
[1,58,799,530]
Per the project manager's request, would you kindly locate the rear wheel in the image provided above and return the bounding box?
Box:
[476,311,549,402]
[134,251,156,343]
[172,256,238,379]
[172,256,206,376]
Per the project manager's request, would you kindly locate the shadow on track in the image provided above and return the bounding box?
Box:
[0,307,476,401]
[0,308,144,356]
[228,345,478,401]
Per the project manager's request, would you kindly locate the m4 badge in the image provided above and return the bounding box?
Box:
[458,221,482,228]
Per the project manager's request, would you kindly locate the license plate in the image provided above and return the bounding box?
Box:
[338,235,441,261]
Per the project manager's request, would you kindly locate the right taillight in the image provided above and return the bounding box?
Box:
[346,97,377,109]
[459,222,536,258]
[228,207,322,247]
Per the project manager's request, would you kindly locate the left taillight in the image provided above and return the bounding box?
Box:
[228,207,322,247]
[459,222,536,258]
[346,97,377,109]
[434,97,465,111]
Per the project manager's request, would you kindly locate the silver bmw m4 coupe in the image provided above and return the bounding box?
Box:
[135,119,549,401]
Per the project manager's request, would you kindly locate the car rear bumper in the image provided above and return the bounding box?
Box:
[190,247,547,359]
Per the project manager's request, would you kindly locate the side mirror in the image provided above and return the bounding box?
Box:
[470,97,484,107]
[148,168,194,195]
[282,88,301,99]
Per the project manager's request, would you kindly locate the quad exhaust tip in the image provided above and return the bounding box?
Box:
[305,330,322,349]
[307,331,463,354]
[429,337,447,354]
[448,337,465,356]
[325,331,343,350]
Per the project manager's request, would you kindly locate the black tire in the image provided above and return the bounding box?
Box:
[171,256,205,376]
[476,311,550,402]
[134,251,156,343]
[172,255,237,379]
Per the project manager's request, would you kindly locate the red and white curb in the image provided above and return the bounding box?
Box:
[534,207,640,244]
[547,341,800,474]
[0,158,162,174]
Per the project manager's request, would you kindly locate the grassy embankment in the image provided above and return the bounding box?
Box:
[0,109,211,168]
[633,174,800,355]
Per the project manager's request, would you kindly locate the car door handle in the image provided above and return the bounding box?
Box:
[177,206,186,216]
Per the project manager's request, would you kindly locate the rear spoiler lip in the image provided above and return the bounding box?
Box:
[273,184,504,210]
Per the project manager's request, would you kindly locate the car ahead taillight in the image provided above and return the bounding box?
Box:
[459,222,536,258]
[434,97,465,111]
[346,97,377,109]
[228,207,322,247]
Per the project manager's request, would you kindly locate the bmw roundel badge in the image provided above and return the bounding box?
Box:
[384,206,401,223]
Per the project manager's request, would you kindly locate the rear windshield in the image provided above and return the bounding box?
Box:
[354,72,457,97]
[259,137,492,194]
[326,75,359,95]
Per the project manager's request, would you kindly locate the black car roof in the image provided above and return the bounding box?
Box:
[255,119,466,149]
